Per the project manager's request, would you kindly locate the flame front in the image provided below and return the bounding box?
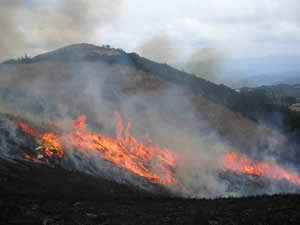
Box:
[222,152,300,186]
[17,114,300,193]
[18,112,180,186]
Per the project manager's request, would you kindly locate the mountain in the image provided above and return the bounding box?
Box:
[0,43,300,192]
[0,43,290,154]
[1,44,300,223]
[0,44,299,150]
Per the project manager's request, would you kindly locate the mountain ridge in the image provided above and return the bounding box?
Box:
[0,43,299,152]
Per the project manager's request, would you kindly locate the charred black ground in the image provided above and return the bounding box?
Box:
[1,158,300,225]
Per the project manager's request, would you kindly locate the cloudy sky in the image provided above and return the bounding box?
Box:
[1,0,300,78]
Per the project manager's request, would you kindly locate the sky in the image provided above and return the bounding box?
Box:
[1,0,300,80]
[113,0,300,58]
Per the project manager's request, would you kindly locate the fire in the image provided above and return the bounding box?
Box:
[18,122,64,159]
[222,152,300,186]
[17,112,180,186]
[17,113,300,191]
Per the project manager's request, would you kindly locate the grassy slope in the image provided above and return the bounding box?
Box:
[0,61,285,153]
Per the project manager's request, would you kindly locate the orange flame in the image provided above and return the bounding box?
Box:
[17,122,64,158]
[17,114,300,191]
[222,152,300,186]
[17,112,180,186]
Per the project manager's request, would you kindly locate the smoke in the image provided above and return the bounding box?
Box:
[0,1,27,61]
[138,34,179,64]
[0,0,122,61]
[184,47,224,82]
[137,34,224,83]
[0,44,298,197]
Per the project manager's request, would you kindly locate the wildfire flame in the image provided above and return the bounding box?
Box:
[17,112,180,187]
[17,113,300,192]
[222,152,300,186]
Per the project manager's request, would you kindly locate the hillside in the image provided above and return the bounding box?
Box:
[0,44,300,189]
[1,43,300,224]
[0,44,289,156]
[238,84,300,120]
[4,43,299,132]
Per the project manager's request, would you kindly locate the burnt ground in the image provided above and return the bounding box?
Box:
[0,159,300,225]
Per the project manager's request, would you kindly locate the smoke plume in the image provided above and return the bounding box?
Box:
[138,34,179,65]
[137,34,224,83]
[184,47,224,82]
[0,0,122,61]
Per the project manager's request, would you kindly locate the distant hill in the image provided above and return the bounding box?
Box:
[218,71,300,89]
[224,54,300,76]
[256,84,300,98]
[237,84,300,113]
[244,72,300,87]
[220,54,300,88]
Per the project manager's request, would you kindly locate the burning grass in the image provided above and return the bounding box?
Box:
[13,112,300,197]
[17,112,182,188]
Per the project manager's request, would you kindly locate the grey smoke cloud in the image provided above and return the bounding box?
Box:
[0,3,26,61]
[184,47,224,82]
[137,34,224,83]
[0,0,122,61]
[138,34,179,64]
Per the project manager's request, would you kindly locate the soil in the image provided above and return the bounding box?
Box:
[1,159,300,225]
